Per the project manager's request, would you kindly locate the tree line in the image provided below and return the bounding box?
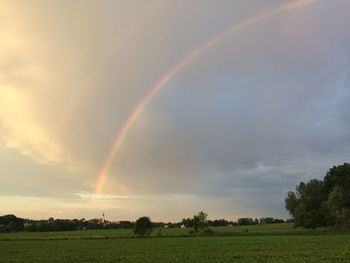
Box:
[0,213,285,233]
[133,212,287,237]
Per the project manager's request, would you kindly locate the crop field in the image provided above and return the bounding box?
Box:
[1,235,350,262]
[0,224,350,262]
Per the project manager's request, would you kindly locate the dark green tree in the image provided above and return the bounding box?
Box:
[324,163,350,207]
[0,215,24,232]
[134,216,153,237]
[285,163,350,228]
[285,191,299,217]
[193,211,210,234]
[285,179,328,228]
[328,186,350,228]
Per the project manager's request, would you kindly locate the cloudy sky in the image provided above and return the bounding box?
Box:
[1,0,350,221]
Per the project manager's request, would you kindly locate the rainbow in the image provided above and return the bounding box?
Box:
[94,0,318,194]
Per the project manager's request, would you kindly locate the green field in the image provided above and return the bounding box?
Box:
[0,223,329,240]
[1,224,349,262]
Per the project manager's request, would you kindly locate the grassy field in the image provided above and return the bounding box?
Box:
[0,223,329,240]
[1,224,349,262]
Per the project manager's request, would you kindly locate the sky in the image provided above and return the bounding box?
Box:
[0,0,350,222]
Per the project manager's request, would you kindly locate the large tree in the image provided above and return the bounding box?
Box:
[134,216,153,237]
[328,186,350,228]
[193,211,210,234]
[285,163,350,228]
[0,214,24,232]
[324,163,350,206]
